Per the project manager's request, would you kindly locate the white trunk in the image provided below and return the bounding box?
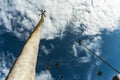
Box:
[6,15,44,80]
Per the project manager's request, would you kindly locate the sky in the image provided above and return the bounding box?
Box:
[0,0,120,80]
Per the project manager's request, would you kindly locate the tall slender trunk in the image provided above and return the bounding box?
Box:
[6,15,44,80]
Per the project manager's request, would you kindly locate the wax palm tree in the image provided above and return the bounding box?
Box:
[6,10,46,80]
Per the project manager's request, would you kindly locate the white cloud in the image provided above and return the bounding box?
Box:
[77,57,91,63]
[0,51,15,80]
[87,65,95,80]
[50,44,55,49]
[36,70,54,80]
[72,42,91,63]
[0,59,9,80]
[0,38,5,46]
[0,0,120,40]
[71,0,120,35]
[72,43,79,57]
[72,36,102,63]
[41,45,50,55]
[83,36,102,53]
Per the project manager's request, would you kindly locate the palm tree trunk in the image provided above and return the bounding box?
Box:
[6,15,44,80]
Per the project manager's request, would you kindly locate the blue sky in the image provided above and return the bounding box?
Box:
[88,30,120,80]
[0,0,120,80]
[1,28,120,80]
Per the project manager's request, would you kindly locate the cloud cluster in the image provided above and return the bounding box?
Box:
[36,71,54,80]
[0,0,120,40]
[0,52,15,80]
[0,59,9,80]
[41,45,51,55]
[71,0,120,35]
[72,36,102,63]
